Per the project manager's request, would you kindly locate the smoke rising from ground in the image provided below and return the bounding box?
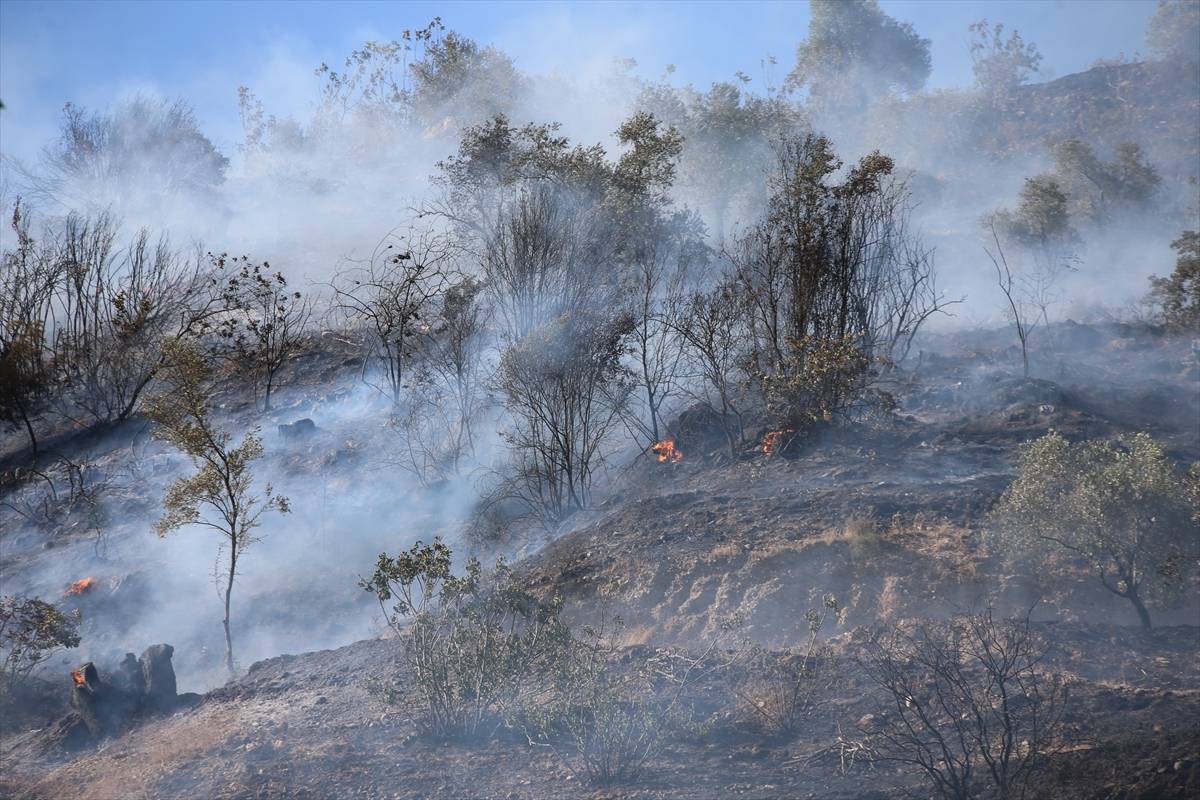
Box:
[1,4,1197,693]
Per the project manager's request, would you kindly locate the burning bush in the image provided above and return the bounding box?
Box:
[361,539,569,737]
[651,437,683,463]
[1,595,81,697]
[65,577,97,597]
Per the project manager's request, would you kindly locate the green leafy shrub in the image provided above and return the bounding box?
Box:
[361,540,569,737]
[0,595,81,695]
[1146,230,1200,332]
[990,431,1199,628]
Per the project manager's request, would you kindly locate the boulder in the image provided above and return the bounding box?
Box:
[278,418,317,439]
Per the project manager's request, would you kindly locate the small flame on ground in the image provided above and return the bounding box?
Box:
[762,428,796,457]
[651,438,683,463]
[71,668,86,687]
[66,576,97,596]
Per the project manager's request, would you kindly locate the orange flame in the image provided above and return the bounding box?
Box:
[651,438,683,463]
[71,668,86,687]
[66,576,97,596]
[762,428,796,457]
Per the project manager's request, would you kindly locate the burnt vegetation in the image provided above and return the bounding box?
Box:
[1,2,1199,799]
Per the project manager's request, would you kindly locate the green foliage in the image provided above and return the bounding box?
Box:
[1049,139,1160,226]
[993,176,1074,250]
[787,0,931,107]
[759,335,888,432]
[37,97,227,204]
[990,431,1199,628]
[969,19,1043,96]
[731,133,925,435]
[410,30,524,129]
[361,540,569,737]
[146,339,289,675]
[0,596,81,694]
[1147,230,1200,331]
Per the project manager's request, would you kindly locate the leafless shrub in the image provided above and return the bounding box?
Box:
[48,213,215,425]
[496,311,633,522]
[211,254,313,412]
[860,606,1066,800]
[727,595,839,736]
[329,228,453,404]
[393,276,489,485]
[673,279,749,459]
[520,615,729,786]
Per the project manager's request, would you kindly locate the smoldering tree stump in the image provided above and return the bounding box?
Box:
[140,643,177,711]
[54,643,188,751]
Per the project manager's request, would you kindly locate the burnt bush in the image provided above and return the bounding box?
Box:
[860,607,1066,800]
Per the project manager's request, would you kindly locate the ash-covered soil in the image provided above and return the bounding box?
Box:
[4,624,1198,800]
[2,321,1198,799]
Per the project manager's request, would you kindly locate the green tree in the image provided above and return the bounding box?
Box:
[968,19,1043,97]
[786,0,931,110]
[145,339,289,676]
[25,97,227,208]
[1147,230,1200,331]
[1,596,81,696]
[1049,139,1160,226]
[991,431,1199,629]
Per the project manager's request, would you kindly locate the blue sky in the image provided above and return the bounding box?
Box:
[0,0,1160,164]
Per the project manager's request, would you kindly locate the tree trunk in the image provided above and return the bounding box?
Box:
[223,548,237,676]
[1128,589,1153,630]
[16,396,37,464]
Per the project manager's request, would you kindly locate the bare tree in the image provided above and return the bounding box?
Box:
[145,339,290,676]
[673,279,748,460]
[623,220,699,446]
[394,276,489,485]
[985,219,1059,378]
[0,202,59,460]
[17,211,217,427]
[496,311,633,522]
[330,228,452,405]
[861,606,1066,800]
[212,254,313,412]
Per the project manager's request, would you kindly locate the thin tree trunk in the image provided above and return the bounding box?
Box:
[16,396,37,464]
[223,547,237,676]
[1128,589,1153,630]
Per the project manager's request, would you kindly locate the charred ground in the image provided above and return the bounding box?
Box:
[2,319,1197,800]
